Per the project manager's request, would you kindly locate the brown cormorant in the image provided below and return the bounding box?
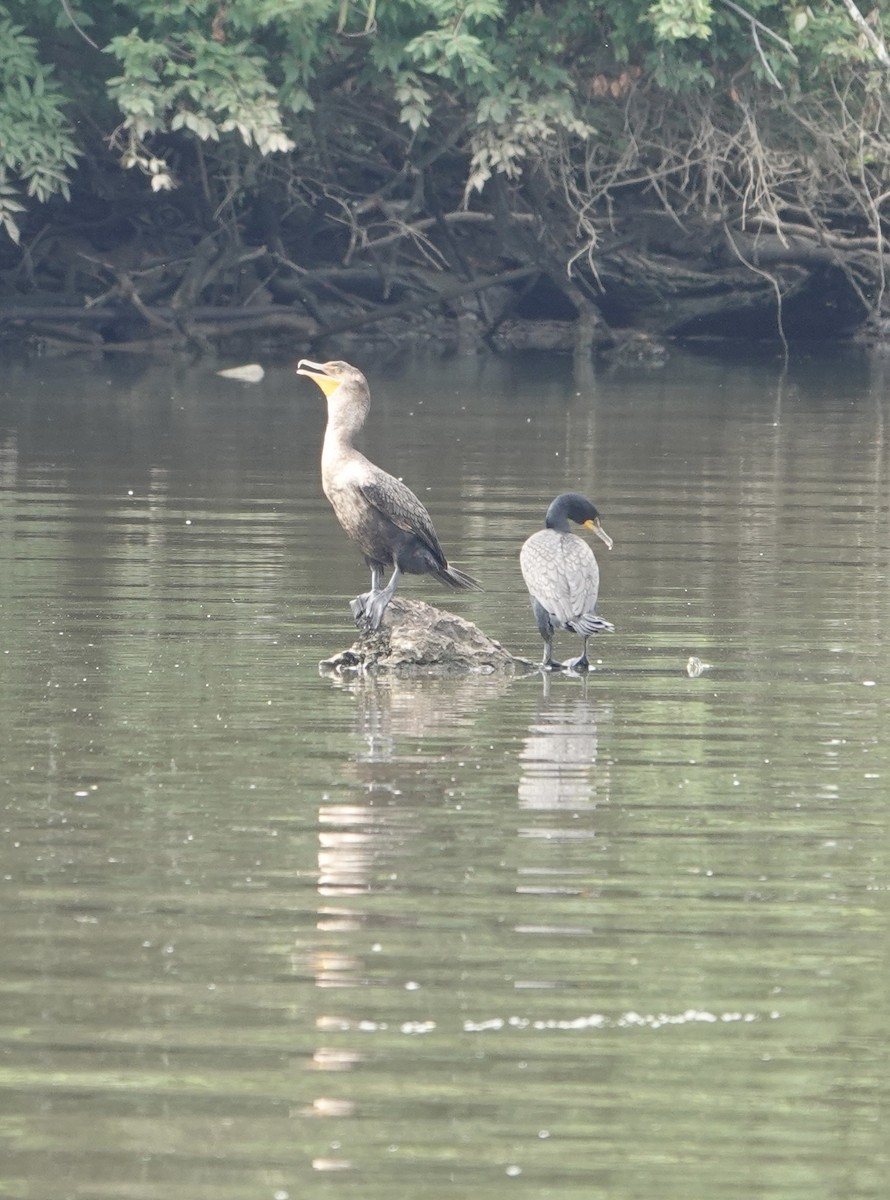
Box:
[297,359,481,630]
[520,492,615,670]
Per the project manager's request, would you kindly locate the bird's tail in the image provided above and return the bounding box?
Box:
[569,613,615,635]
[435,562,483,591]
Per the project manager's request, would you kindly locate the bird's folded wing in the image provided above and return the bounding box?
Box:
[522,538,599,624]
[358,474,445,558]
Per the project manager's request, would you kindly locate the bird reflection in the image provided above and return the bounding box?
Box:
[307,670,516,1143]
[515,679,613,915]
[519,681,611,812]
[314,673,512,942]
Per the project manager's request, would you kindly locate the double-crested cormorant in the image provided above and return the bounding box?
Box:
[297,358,481,630]
[520,492,615,670]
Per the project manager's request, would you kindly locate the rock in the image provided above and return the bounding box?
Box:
[319,596,532,676]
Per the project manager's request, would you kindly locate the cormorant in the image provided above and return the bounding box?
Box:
[297,358,481,630]
[520,492,615,670]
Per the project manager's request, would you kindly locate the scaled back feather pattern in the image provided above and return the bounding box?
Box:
[520,492,614,670]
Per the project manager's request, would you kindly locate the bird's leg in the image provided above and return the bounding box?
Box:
[533,602,563,670]
[350,566,384,625]
[540,637,565,672]
[360,565,403,632]
[563,636,591,672]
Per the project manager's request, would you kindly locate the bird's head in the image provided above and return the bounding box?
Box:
[546,492,613,548]
[296,359,368,397]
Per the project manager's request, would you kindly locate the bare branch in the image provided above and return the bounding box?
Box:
[723,223,789,351]
[59,0,100,50]
[750,22,784,90]
[837,0,890,70]
[718,0,798,61]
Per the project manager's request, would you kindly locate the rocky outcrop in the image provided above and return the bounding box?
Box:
[319,596,532,676]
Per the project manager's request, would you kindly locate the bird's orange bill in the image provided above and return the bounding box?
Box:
[296,358,340,397]
[584,518,613,550]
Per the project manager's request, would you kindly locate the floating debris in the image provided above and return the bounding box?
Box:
[217,363,265,383]
[686,655,712,678]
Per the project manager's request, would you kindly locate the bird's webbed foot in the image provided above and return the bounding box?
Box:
[351,567,388,628]
[353,568,400,633]
[562,654,590,672]
[539,649,566,671]
[351,588,392,632]
[350,591,374,626]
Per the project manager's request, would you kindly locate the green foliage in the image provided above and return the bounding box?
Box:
[0,173,26,244]
[0,12,79,241]
[466,86,595,195]
[105,25,295,188]
[392,70,433,132]
[647,0,713,43]
[785,3,875,74]
[2,0,890,243]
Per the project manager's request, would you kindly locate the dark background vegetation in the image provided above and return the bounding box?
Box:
[3,0,890,353]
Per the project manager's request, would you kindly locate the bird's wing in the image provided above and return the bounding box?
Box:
[358,472,446,559]
[520,532,600,625]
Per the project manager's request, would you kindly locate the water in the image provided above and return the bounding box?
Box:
[1,345,889,1199]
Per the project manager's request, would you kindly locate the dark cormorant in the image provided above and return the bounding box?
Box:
[520,492,615,670]
[297,358,481,630]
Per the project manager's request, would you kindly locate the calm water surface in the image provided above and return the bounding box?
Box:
[1,345,888,1199]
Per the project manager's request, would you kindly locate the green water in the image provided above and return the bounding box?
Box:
[1,345,888,1199]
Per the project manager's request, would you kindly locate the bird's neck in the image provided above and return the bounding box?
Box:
[322,390,368,466]
[321,396,369,484]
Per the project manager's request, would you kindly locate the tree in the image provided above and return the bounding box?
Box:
[0,9,79,241]
[3,1,890,345]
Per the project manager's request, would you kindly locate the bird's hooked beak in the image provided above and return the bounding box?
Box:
[584,518,613,550]
[296,358,341,397]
